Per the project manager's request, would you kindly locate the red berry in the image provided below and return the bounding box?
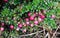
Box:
[33,13,37,17]
[1,22,4,26]
[38,17,43,22]
[18,24,22,28]
[25,18,29,21]
[40,15,45,19]
[4,0,8,2]
[0,27,4,31]
[28,12,31,17]
[10,25,14,30]
[30,16,34,20]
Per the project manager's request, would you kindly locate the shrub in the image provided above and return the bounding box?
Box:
[0,0,60,38]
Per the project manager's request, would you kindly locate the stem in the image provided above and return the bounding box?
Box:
[18,30,43,37]
[52,25,60,38]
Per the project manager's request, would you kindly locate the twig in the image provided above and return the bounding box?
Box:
[48,33,50,38]
[18,30,44,38]
[45,32,49,38]
[52,25,60,38]
[43,28,46,38]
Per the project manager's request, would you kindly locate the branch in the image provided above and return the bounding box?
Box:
[52,25,60,38]
[18,30,44,37]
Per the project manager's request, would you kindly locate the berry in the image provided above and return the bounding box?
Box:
[38,17,43,22]
[34,20,39,25]
[16,27,20,31]
[1,22,4,26]
[30,16,34,20]
[30,24,34,27]
[33,13,37,17]
[51,15,55,19]
[18,24,22,28]
[38,12,43,16]
[26,21,30,25]
[0,27,4,31]
[23,23,27,26]
[28,12,31,17]
[18,22,20,24]
[10,25,14,30]
[4,0,8,2]
[40,15,45,19]
[22,29,26,33]
[25,18,29,21]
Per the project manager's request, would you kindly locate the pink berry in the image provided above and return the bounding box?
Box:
[30,24,34,27]
[33,13,37,17]
[38,12,43,16]
[40,15,45,19]
[34,21,39,25]
[30,16,34,20]
[10,25,14,30]
[26,21,30,25]
[16,27,20,31]
[1,22,4,26]
[51,15,55,19]
[38,17,43,22]
[23,23,27,26]
[28,12,31,16]
[22,29,26,33]
[4,0,8,2]
[0,27,4,31]
[25,18,29,21]
[18,24,22,28]
[24,24,27,27]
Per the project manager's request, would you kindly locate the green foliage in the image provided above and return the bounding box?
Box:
[1,8,10,17]
[44,18,57,29]
[0,0,60,38]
